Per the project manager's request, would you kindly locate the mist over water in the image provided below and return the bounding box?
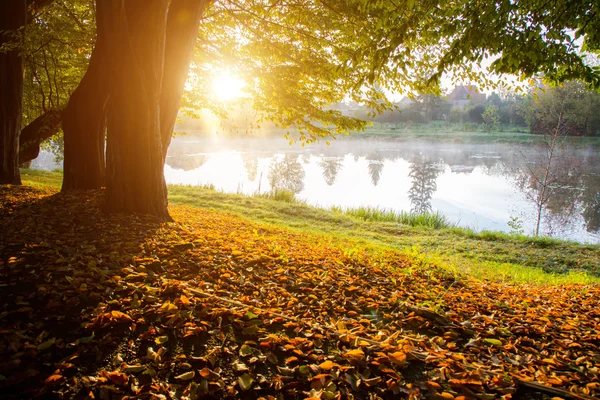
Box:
[33,136,600,243]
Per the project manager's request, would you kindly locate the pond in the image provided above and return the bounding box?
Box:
[33,136,600,243]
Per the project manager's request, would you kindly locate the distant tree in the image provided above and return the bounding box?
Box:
[482,105,500,132]
[527,81,600,136]
[467,104,486,124]
[449,107,466,124]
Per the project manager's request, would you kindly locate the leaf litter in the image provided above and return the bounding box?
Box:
[0,185,599,399]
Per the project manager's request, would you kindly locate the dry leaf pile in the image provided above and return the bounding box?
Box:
[1,186,599,399]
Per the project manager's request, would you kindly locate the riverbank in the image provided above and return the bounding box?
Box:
[2,175,600,399]
[348,125,600,147]
[20,169,600,284]
[174,123,600,147]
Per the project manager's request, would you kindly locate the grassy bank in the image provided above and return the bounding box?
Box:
[346,124,600,147]
[19,169,600,285]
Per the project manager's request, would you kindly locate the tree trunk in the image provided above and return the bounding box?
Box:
[0,0,27,184]
[104,0,171,221]
[19,109,62,164]
[61,0,110,191]
[160,0,207,160]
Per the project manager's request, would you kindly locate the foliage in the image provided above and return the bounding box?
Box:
[530,80,600,136]
[179,0,600,143]
[2,183,600,398]
[482,105,500,132]
[22,0,95,122]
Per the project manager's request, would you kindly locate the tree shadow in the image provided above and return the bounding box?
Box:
[0,187,163,398]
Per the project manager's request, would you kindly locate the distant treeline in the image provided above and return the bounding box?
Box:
[344,81,600,137]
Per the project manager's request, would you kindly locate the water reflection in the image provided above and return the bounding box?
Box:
[513,142,586,236]
[166,154,206,171]
[244,157,259,181]
[408,155,443,214]
[583,176,600,232]
[367,153,384,186]
[268,155,304,193]
[319,157,343,186]
[31,136,588,243]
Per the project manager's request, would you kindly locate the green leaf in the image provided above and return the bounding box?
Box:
[238,373,253,391]
[483,338,503,346]
[37,337,56,351]
[239,344,254,357]
[243,311,258,320]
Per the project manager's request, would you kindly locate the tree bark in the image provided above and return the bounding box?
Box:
[0,0,27,184]
[160,0,207,160]
[19,109,62,163]
[104,0,171,221]
[61,0,109,191]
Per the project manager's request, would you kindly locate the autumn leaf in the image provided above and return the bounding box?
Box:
[343,348,365,362]
[319,360,335,370]
[175,370,195,381]
[238,373,253,391]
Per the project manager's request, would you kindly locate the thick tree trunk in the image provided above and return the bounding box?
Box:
[104,0,171,221]
[19,109,62,163]
[160,0,207,160]
[0,0,27,184]
[61,0,109,191]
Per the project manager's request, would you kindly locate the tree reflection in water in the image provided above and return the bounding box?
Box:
[319,157,343,186]
[367,153,384,186]
[583,175,600,232]
[244,157,259,181]
[515,141,584,236]
[408,155,443,214]
[268,155,304,193]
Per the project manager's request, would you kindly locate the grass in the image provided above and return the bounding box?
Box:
[350,124,600,147]
[333,206,454,229]
[16,168,600,285]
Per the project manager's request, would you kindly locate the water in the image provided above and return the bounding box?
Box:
[32,136,600,243]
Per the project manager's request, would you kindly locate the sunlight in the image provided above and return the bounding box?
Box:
[211,71,245,102]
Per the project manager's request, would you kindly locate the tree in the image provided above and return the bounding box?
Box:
[6,0,600,220]
[61,0,109,190]
[482,105,500,132]
[537,81,600,137]
[0,0,27,184]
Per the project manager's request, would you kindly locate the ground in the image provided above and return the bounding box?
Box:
[1,181,599,399]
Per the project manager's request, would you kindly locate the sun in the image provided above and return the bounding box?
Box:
[211,71,245,102]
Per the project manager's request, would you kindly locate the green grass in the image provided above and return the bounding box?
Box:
[15,169,600,285]
[350,124,600,147]
[332,206,454,229]
[20,168,63,190]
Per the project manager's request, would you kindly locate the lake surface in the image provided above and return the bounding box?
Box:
[33,136,600,243]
